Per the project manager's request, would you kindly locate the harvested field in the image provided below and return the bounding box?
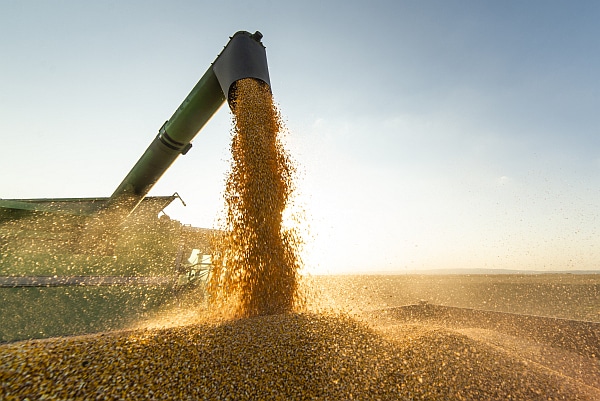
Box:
[311,274,600,322]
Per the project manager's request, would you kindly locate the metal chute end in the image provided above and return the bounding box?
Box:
[212,30,271,107]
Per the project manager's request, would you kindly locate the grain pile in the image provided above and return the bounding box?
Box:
[207,78,302,317]
[3,78,597,400]
[1,312,594,400]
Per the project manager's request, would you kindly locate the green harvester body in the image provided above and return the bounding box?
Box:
[0,31,271,280]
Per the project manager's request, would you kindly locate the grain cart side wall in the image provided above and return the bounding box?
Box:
[108,31,270,218]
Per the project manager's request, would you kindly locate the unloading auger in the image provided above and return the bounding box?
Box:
[0,30,271,265]
[107,30,271,219]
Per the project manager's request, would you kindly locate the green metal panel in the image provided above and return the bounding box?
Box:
[163,66,225,144]
[0,196,177,220]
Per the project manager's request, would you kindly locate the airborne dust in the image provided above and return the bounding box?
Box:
[1,78,599,400]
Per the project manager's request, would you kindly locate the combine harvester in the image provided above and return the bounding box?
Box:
[0,31,270,289]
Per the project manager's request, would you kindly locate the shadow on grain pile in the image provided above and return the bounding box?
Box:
[1,311,599,400]
[367,305,600,399]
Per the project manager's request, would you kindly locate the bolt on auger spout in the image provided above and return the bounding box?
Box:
[107,30,271,218]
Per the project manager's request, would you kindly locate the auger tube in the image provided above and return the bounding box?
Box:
[107,30,270,217]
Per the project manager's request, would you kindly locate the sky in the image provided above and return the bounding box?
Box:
[1,1,599,274]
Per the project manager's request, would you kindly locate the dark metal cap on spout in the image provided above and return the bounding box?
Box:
[212,31,271,104]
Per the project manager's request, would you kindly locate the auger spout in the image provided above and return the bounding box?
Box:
[107,31,270,217]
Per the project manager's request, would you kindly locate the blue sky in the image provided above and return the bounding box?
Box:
[1,1,599,273]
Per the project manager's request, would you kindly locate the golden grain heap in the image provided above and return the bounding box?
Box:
[2,312,594,400]
[206,78,302,317]
[3,78,598,401]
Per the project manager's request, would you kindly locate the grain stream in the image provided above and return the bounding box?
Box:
[207,78,302,318]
